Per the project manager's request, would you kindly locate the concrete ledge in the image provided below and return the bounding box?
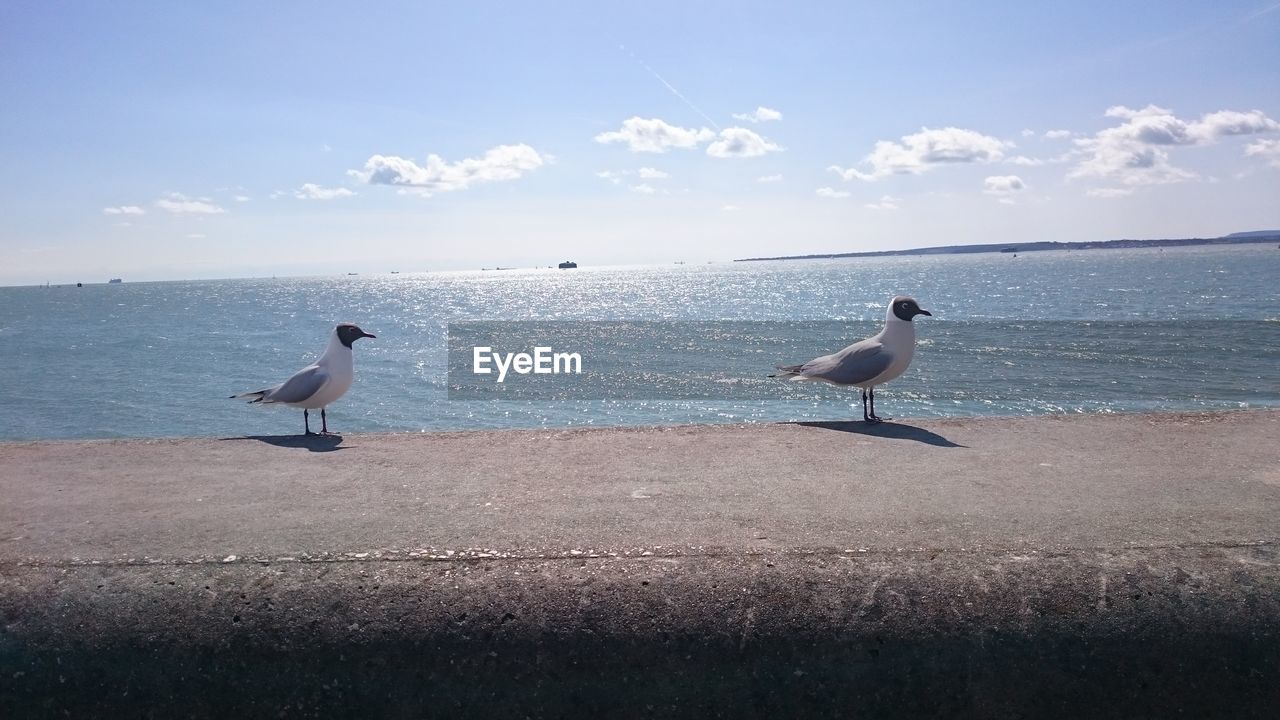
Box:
[3,411,1279,717]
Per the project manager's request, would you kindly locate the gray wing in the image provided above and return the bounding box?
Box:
[262,365,329,404]
[796,339,893,385]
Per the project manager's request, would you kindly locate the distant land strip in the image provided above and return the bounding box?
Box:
[734,230,1280,262]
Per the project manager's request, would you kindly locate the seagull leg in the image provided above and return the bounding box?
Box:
[304,409,316,436]
[321,408,330,435]
[868,387,887,423]
[861,388,871,423]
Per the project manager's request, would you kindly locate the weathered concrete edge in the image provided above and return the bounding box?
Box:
[2,406,1273,448]
[3,545,1279,718]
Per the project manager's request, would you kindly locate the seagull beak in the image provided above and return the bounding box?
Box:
[917,309,932,317]
[362,331,377,339]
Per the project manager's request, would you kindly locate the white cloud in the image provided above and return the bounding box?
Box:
[815,187,850,199]
[233,195,250,202]
[594,118,780,159]
[186,233,207,239]
[706,127,783,158]
[1069,105,1279,187]
[829,127,1010,181]
[351,144,545,196]
[155,193,225,214]
[630,184,657,194]
[594,117,715,153]
[1085,187,1134,198]
[599,168,671,186]
[757,174,783,183]
[865,195,901,210]
[984,175,1026,204]
[721,204,741,211]
[1007,155,1044,166]
[984,175,1026,194]
[732,106,783,123]
[1245,138,1280,167]
[293,183,355,200]
[102,205,145,215]
[1021,129,1035,138]
[1044,129,1072,140]
[1193,109,1280,140]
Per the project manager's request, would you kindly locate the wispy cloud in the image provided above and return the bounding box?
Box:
[155,193,225,214]
[1044,129,1072,139]
[830,127,1010,181]
[757,174,782,183]
[721,204,741,211]
[598,167,672,185]
[233,195,250,202]
[1245,138,1280,167]
[102,205,145,215]
[1085,187,1134,198]
[293,183,355,200]
[865,195,901,210]
[815,187,850,199]
[618,45,721,131]
[732,106,782,123]
[351,144,545,196]
[630,183,656,194]
[1007,155,1044,166]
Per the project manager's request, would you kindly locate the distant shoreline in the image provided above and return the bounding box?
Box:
[734,232,1280,262]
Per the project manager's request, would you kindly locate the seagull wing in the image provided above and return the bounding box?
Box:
[795,338,893,385]
[262,365,330,405]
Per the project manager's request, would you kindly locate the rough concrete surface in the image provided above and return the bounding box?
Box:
[2,410,1279,718]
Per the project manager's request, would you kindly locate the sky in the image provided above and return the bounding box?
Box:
[2,0,1278,284]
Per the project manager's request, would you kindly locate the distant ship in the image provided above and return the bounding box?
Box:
[558,260,578,269]
[108,278,122,284]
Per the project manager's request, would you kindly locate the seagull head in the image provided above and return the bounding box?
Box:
[335,323,377,348]
[889,296,932,322]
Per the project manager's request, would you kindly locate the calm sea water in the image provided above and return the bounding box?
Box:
[1,244,1277,440]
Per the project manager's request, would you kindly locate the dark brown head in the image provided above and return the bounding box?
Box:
[889,296,932,322]
[335,323,376,348]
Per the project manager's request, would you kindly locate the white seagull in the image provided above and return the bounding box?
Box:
[232,323,376,435]
[772,296,931,423]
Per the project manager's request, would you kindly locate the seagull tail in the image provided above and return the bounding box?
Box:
[230,388,273,404]
[769,363,805,380]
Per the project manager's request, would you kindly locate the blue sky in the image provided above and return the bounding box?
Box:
[2,1,1278,284]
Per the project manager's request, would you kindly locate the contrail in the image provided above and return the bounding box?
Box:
[620,44,721,131]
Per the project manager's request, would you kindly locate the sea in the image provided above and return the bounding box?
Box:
[1,244,1277,441]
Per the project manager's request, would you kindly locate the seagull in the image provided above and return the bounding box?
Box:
[772,296,931,424]
[231,323,376,435]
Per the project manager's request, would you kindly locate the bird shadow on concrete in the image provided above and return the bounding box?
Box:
[793,421,967,448]
[218,434,347,452]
